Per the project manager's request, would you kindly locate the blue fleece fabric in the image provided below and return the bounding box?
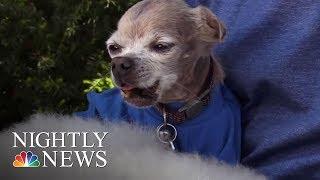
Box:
[185,0,320,179]
[75,85,241,164]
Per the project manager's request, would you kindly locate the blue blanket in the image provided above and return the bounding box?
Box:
[76,85,241,164]
[185,0,320,179]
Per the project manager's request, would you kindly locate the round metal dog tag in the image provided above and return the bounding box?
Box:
[156,123,177,150]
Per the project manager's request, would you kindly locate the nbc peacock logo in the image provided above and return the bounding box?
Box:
[13,151,40,168]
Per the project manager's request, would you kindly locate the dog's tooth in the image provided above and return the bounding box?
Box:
[183,54,190,58]
[122,90,132,98]
[126,91,133,98]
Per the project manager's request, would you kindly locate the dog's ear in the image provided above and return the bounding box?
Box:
[192,6,226,43]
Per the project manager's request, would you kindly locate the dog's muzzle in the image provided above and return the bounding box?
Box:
[111,57,159,107]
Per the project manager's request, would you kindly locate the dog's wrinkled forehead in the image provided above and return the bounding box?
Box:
[108,0,195,46]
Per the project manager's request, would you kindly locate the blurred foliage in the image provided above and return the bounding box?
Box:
[0,0,138,125]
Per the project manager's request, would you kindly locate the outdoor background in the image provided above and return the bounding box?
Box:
[0,0,139,128]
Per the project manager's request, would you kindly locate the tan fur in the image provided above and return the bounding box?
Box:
[107,0,226,107]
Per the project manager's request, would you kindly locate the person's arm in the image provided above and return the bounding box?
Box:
[186,0,320,179]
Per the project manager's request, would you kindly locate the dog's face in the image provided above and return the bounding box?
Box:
[106,0,226,107]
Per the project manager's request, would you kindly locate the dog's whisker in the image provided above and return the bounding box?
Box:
[222,66,245,72]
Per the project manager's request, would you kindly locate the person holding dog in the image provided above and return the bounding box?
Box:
[77,0,320,179]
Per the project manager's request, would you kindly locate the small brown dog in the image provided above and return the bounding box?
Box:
[107,0,226,107]
[100,0,241,164]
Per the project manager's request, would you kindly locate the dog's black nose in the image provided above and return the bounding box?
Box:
[111,57,135,75]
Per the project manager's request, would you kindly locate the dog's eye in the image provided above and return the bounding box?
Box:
[108,44,122,53]
[152,43,173,52]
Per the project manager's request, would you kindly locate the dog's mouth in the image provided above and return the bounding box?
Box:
[120,81,159,107]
